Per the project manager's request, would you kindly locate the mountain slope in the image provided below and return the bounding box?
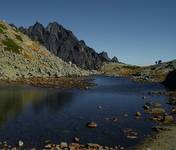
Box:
[0,21,89,81]
[19,22,118,70]
[100,60,176,82]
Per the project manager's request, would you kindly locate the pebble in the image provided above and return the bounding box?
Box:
[97,105,102,109]
[123,113,128,117]
[112,117,118,122]
[142,96,147,99]
[163,115,174,123]
[136,112,142,117]
[74,137,80,143]
[60,142,68,148]
[87,121,98,128]
[18,140,24,147]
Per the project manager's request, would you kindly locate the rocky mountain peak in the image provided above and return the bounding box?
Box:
[19,21,117,70]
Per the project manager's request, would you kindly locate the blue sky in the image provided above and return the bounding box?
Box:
[0,0,176,65]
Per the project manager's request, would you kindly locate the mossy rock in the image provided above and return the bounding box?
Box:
[2,38,22,54]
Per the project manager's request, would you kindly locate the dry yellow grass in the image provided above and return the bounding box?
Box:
[100,63,140,76]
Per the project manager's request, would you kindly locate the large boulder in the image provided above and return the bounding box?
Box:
[19,22,113,70]
[163,70,176,89]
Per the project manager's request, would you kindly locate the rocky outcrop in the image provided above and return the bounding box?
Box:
[19,22,117,70]
[111,56,119,63]
[163,70,176,89]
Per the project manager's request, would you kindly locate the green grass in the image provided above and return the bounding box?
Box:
[0,28,5,34]
[0,24,7,30]
[15,34,23,41]
[2,38,22,54]
[123,65,140,69]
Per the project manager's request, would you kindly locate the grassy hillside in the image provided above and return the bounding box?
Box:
[100,60,176,82]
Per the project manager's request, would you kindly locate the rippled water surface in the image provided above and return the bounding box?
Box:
[0,76,170,148]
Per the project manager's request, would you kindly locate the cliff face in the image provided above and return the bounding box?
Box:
[19,22,118,70]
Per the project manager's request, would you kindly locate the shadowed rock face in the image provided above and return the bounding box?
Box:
[163,70,176,89]
[111,56,119,63]
[19,22,117,70]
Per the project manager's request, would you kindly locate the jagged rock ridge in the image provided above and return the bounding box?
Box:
[19,22,118,70]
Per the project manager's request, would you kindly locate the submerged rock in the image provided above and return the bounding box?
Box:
[86,121,97,128]
[123,113,128,117]
[74,137,80,143]
[112,117,118,122]
[123,128,138,139]
[150,108,166,114]
[135,112,142,117]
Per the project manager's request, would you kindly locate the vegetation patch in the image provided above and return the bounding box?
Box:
[0,24,7,30]
[123,65,140,69]
[0,28,5,34]
[2,38,22,54]
[15,34,23,41]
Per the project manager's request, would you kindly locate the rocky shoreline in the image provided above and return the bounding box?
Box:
[0,76,97,89]
[0,141,125,150]
[134,90,176,150]
[135,125,176,150]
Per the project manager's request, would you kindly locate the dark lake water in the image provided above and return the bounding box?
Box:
[0,76,170,149]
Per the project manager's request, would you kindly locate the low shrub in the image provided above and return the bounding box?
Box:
[15,34,23,41]
[2,38,22,54]
[0,28,5,34]
[0,24,7,30]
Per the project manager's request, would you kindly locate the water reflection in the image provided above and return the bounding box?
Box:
[0,85,74,126]
[31,91,75,113]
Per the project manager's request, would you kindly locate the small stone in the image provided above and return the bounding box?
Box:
[98,105,102,109]
[120,146,125,150]
[143,104,150,110]
[172,107,176,113]
[123,128,138,139]
[105,117,110,121]
[123,113,128,117]
[150,115,163,122]
[18,140,24,147]
[74,137,80,143]
[150,108,165,114]
[87,121,97,128]
[69,143,80,148]
[142,96,147,99]
[60,142,68,148]
[87,143,101,148]
[44,144,52,149]
[135,112,142,117]
[112,117,118,122]
[163,115,174,123]
[153,103,162,108]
